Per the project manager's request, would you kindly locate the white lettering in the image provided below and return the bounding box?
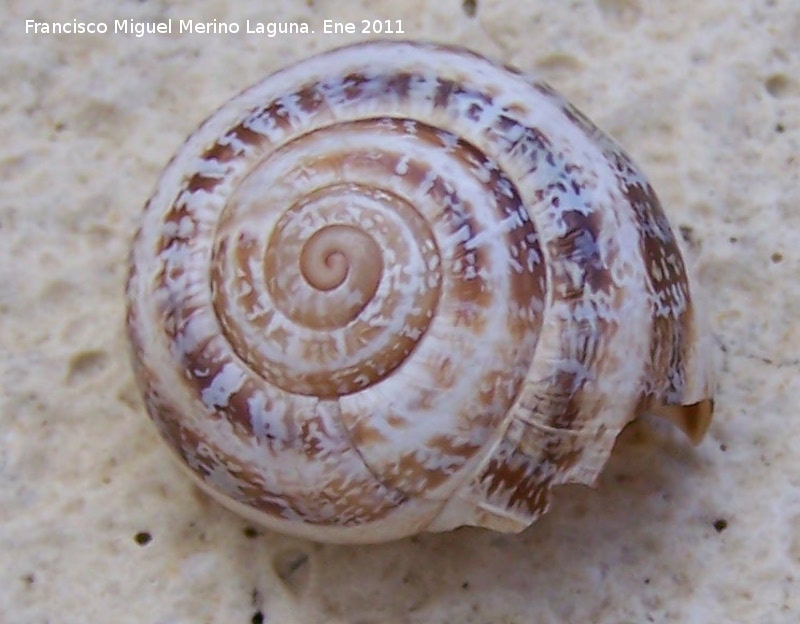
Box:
[323,20,355,34]
[180,19,238,34]
[26,20,108,34]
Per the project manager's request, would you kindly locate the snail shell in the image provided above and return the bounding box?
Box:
[126,41,714,543]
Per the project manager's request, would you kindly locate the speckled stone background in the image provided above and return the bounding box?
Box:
[1,0,798,622]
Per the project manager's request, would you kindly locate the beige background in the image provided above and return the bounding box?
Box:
[1,0,798,622]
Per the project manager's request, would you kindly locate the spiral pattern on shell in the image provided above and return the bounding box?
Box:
[126,41,714,543]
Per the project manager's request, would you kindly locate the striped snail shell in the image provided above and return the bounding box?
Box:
[126,41,714,544]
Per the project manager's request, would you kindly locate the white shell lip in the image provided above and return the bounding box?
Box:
[126,40,714,543]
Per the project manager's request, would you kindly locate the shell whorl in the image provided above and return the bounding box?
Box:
[126,41,713,543]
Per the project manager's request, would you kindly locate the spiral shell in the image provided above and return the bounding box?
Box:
[126,41,714,543]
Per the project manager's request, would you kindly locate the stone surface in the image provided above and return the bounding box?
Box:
[1,0,798,622]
